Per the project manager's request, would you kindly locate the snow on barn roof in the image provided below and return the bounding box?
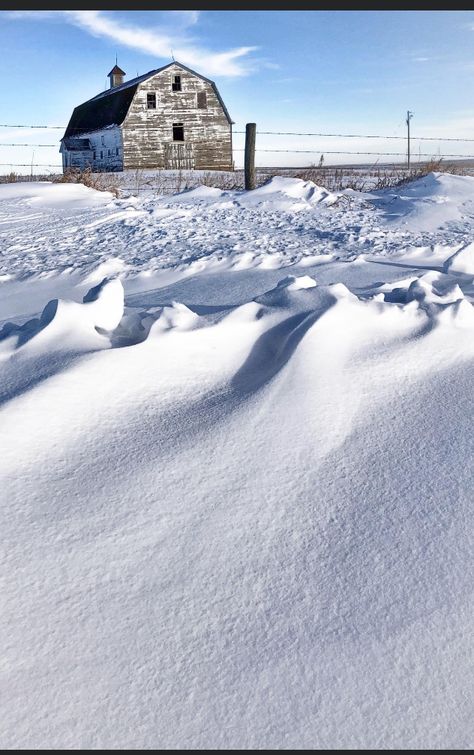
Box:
[61,61,233,140]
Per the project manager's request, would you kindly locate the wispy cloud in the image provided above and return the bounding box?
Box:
[272,76,297,84]
[164,11,201,28]
[261,62,280,70]
[7,10,258,77]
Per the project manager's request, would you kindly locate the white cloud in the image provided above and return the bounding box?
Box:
[261,62,281,70]
[164,11,201,28]
[5,11,57,19]
[7,10,258,78]
[272,76,297,84]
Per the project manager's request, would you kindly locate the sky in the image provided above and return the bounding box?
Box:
[2,10,474,173]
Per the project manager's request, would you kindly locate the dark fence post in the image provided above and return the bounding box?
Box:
[244,123,256,190]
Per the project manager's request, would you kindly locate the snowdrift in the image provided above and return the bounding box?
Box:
[444,240,474,275]
[0,180,116,208]
[370,171,474,232]
[2,173,474,748]
[236,175,338,210]
[1,266,474,749]
[4,173,474,297]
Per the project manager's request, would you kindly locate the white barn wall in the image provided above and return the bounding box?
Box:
[122,64,232,171]
[62,126,123,172]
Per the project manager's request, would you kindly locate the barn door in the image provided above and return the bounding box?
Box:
[164,143,195,169]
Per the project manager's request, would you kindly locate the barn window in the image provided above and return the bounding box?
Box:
[108,149,111,157]
[197,91,207,109]
[93,151,96,160]
[100,150,103,159]
[172,123,184,141]
[116,147,119,156]
[172,75,182,92]
[147,92,156,109]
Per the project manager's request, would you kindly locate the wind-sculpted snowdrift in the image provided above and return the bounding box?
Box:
[1,269,474,748]
[5,172,474,301]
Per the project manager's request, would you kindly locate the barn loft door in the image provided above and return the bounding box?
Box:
[164,143,195,169]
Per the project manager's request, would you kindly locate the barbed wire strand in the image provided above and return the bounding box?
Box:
[0,163,62,167]
[0,124,64,129]
[234,149,474,158]
[233,131,474,142]
[2,123,474,143]
[0,143,58,147]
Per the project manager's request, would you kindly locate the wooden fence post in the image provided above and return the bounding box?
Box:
[244,123,256,190]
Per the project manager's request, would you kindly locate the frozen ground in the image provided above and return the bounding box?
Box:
[1,173,473,748]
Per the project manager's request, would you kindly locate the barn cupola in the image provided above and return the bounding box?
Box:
[108,64,126,89]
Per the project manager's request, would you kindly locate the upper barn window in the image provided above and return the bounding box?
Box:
[147,93,156,109]
[172,123,184,141]
[172,75,182,92]
[197,91,207,109]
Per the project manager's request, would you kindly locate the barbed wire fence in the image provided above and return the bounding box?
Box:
[2,122,474,190]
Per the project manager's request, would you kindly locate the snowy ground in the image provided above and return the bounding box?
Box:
[1,173,473,748]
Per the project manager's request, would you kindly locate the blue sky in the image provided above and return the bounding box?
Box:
[2,10,474,172]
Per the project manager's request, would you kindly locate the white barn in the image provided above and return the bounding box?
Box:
[60,61,234,172]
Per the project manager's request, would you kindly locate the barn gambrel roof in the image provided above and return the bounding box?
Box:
[61,61,233,140]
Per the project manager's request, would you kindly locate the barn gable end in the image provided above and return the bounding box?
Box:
[122,63,233,171]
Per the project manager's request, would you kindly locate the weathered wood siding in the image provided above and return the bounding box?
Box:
[62,126,123,172]
[62,149,93,171]
[121,64,232,171]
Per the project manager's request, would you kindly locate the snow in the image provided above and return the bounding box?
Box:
[0,180,116,207]
[1,173,474,749]
[235,175,337,209]
[368,171,474,232]
[444,240,474,275]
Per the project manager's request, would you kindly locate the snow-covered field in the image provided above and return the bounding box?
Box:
[1,173,473,749]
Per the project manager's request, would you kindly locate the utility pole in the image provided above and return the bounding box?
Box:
[406,110,413,171]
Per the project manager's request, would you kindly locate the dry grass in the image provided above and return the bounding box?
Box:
[2,158,472,195]
[53,166,121,197]
[295,157,471,192]
[389,158,468,186]
[197,171,243,190]
[0,172,19,184]
[109,168,244,196]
